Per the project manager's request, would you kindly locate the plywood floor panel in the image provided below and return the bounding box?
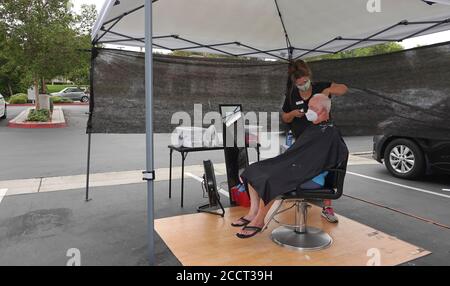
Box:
[155,204,430,266]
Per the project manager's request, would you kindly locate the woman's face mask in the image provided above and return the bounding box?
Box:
[296,79,311,92]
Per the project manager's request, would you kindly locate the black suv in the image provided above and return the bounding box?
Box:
[373,134,450,179]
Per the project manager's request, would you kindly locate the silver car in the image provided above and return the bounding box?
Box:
[0,93,6,119]
[50,87,89,102]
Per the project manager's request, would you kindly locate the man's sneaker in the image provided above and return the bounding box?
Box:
[321,207,339,223]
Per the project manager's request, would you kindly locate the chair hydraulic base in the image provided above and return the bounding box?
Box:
[272,226,332,251]
[266,200,333,251]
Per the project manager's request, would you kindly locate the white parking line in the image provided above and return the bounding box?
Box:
[347,172,450,199]
[350,151,373,156]
[442,189,450,192]
[185,172,230,198]
[0,189,8,204]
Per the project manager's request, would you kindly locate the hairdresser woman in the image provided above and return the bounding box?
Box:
[281,59,348,223]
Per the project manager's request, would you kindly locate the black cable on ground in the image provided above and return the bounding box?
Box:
[343,194,450,230]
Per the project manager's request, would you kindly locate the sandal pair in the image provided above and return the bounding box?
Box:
[236,226,262,239]
[231,216,251,227]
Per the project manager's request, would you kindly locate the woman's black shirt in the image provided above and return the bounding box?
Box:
[282,81,332,139]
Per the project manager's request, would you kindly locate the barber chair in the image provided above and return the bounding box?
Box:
[263,160,347,251]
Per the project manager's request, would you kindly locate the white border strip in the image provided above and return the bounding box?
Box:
[347,171,450,199]
[0,188,8,204]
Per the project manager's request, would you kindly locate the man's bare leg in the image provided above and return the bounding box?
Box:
[231,184,260,225]
[238,199,275,236]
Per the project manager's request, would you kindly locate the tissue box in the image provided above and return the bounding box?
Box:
[174,127,205,148]
[173,126,219,148]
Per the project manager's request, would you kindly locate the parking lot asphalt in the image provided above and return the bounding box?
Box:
[0,166,448,266]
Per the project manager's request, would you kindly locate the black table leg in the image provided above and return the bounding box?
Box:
[257,145,260,162]
[181,151,185,208]
[169,148,173,198]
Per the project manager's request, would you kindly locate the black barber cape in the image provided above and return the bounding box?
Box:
[241,122,349,205]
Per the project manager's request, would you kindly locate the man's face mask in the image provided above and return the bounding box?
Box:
[296,80,311,92]
[305,109,318,122]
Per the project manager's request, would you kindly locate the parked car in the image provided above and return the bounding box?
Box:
[373,133,450,179]
[0,93,7,119]
[50,87,89,102]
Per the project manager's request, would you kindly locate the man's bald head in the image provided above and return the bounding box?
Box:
[308,94,331,124]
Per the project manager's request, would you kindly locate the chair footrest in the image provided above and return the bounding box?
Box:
[282,189,337,200]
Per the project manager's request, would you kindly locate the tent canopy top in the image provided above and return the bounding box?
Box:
[91,0,450,60]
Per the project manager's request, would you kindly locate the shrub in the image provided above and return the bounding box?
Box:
[13,93,27,97]
[50,96,73,104]
[9,94,28,104]
[27,109,50,122]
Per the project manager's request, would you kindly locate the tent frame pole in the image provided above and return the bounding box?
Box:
[102,5,145,27]
[96,17,123,43]
[85,46,98,203]
[98,29,173,50]
[144,0,156,266]
[172,41,239,51]
[295,18,450,59]
[288,47,294,62]
[85,132,92,202]
[274,0,292,49]
[100,0,161,29]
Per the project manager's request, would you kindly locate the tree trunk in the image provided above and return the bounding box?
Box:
[7,82,13,97]
[41,78,47,94]
[34,79,40,109]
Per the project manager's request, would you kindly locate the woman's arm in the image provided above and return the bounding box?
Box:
[282,110,304,123]
[322,82,348,97]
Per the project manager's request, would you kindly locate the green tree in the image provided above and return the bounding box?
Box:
[0,22,13,96]
[75,4,98,36]
[0,20,27,97]
[307,42,404,62]
[67,4,98,85]
[0,0,82,108]
[171,50,262,61]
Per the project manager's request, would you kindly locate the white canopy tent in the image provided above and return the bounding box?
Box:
[93,0,450,60]
[90,0,450,265]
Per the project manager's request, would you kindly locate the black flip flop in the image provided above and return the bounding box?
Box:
[236,226,262,239]
[231,217,251,227]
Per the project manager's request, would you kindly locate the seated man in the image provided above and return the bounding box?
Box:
[299,171,329,190]
[232,94,349,239]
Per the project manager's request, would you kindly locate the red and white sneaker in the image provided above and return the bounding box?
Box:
[321,207,339,223]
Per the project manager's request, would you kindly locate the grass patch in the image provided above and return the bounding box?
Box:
[46,85,73,94]
[51,96,73,103]
[27,109,50,122]
[9,94,28,104]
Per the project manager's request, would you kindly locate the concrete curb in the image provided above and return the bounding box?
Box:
[7,103,88,107]
[8,121,67,129]
[8,107,67,129]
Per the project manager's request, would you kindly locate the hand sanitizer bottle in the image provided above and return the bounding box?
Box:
[286,130,293,147]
